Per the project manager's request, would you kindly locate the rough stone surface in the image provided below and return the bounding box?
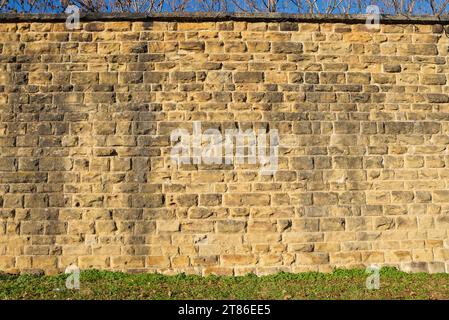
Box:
[1,16,449,275]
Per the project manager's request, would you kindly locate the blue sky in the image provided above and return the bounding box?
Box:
[2,0,444,15]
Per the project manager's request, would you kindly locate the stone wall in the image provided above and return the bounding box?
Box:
[1,14,449,275]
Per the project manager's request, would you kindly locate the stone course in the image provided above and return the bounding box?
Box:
[0,14,449,275]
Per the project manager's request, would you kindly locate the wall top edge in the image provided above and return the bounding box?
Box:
[1,12,449,25]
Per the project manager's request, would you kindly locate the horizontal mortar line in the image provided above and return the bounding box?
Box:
[1,13,449,25]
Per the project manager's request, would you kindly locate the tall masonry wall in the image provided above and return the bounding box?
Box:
[1,13,449,275]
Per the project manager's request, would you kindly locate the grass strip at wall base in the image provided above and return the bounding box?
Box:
[0,267,448,300]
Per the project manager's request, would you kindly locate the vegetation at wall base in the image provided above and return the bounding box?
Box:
[0,267,448,300]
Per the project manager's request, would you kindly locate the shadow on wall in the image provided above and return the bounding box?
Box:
[0,19,171,274]
[57,19,162,273]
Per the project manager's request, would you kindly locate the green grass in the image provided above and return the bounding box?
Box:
[0,267,448,300]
